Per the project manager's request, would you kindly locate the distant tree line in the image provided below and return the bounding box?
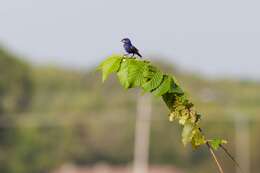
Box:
[0,47,33,115]
[0,47,33,173]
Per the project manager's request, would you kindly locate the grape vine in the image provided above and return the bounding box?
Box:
[98,55,237,173]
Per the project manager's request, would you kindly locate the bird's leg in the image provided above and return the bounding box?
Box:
[131,53,135,58]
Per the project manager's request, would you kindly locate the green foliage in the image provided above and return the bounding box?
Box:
[0,47,34,173]
[98,55,226,149]
[127,59,150,87]
[99,55,122,82]
[208,139,227,150]
[142,71,163,92]
[152,76,172,96]
[115,58,153,89]
[0,47,33,114]
[117,59,131,88]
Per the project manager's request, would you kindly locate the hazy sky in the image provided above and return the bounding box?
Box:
[0,0,260,79]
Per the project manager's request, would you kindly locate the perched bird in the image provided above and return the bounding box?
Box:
[121,38,142,58]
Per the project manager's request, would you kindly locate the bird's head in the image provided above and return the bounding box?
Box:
[121,38,131,44]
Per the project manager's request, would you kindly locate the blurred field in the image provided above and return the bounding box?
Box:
[1,47,260,173]
[52,164,183,173]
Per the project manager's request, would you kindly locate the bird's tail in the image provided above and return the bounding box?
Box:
[136,52,142,58]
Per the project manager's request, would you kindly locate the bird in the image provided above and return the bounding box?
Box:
[121,38,142,58]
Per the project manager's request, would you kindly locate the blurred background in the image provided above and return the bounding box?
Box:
[0,1,260,173]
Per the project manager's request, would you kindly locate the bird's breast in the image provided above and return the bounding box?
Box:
[123,44,132,52]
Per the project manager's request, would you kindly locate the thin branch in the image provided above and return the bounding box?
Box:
[199,128,224,173]
[220,145,244,173]
[206,142,224,173]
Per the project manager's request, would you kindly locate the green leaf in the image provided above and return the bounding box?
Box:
[117,59,130,89]
[209,139,227,150]
[169,82,184,94]
[99,55,122,82]
[182,122,194,146]
[127,60,149,87]
[99,56,227,149]
[117,59,151,89]
[152,76,172,96]
[143,65,159,79]
[142,71,163,92]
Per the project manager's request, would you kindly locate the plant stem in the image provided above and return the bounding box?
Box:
[220,145,243,173]
[206,142,224,173]
[198,128,224,173]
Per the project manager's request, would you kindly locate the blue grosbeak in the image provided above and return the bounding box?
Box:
[121,38,142,58]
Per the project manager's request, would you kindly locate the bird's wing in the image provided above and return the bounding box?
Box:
[130,45,139,53]
[131,46,142,57]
